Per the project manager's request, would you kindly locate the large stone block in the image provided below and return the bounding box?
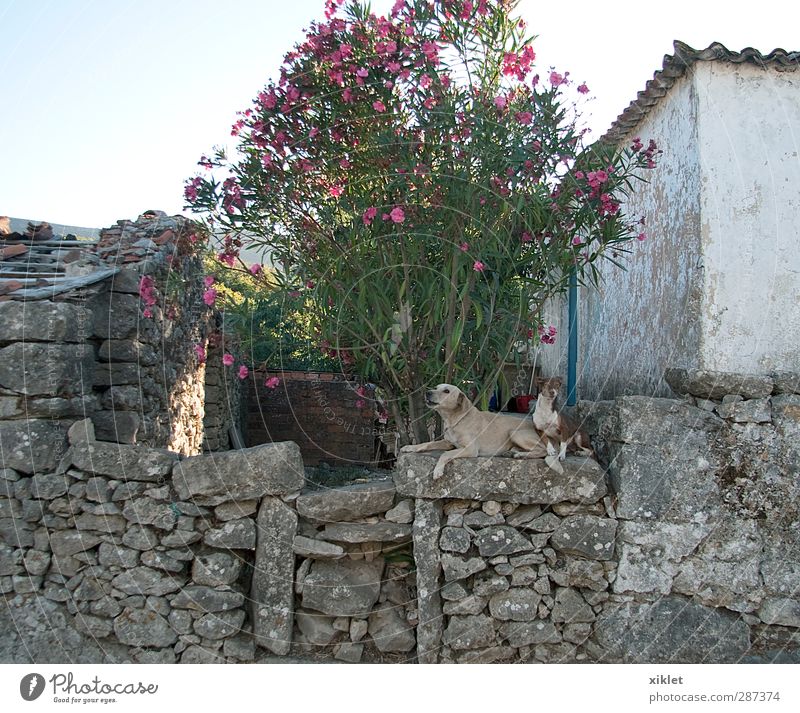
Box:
[593,596,749,663]
[70,440,177,481]
[252,497,298,655]
[413,499,444,664]
[295,480,396,522]
[113,607,178,648]
[0,343,95,397]
[90,292,141,339]
[550,515,617,561]
[0,420,68,474]
[665,368,774,400]
[322,522,411,544]
[173,442,304,504]
[301,557,384,617]
[0,301,93,343]
[394,453,607,505]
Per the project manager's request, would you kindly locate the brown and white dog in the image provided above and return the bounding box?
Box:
[531,377,594,471]
[400,383,551,479]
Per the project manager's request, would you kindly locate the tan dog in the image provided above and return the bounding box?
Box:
[400,383,550,479]
[532,377,595,472]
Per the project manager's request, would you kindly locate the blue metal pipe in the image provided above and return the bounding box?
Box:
[567,270,578,406]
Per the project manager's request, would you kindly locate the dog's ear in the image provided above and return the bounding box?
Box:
[534,377,545,387]
[553,377,563,387]
[456,392,468,411]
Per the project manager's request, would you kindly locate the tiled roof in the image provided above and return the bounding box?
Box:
[601,40,800,145]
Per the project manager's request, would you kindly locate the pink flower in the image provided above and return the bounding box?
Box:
[389,206,405,223]
[521,232,533,243]
[237,365,249,380]
[494,95,507,110]
[142,307,153,319]
[203,288,217,306]
[355,399,366,409]
[194,344,207,363]
[222,353,235,367]
[329,184,344,198]
[459,242,469,252]
[203,275,215,288]
[306,280,315,289]
[549,71,566,87]
[420,74,432,89]
[538,325,557,345]
[249,263,263,276]
[373,100,386,112]
[264,376,280,389]
[356,385,367,397]
[363,206,378,226]
[515,111,532,125]
[572,236,583,246]
[473,260,486,272]
[577,82,589,94]
[637,232,647,241]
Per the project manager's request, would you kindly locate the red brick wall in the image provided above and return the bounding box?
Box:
[244,370,377,466]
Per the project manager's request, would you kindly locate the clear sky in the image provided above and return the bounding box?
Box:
[1,0,798,228]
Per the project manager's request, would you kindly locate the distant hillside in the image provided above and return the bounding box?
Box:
[6,216,100,240]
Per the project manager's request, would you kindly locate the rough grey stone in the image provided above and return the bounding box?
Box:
[551,587,595,623]
[322,522,411,544]
[441,554,486,582]
[204,518,256,549]
[223,635,256,661]
[121,525,159,551]
[715,398,772,423]
[334,641,364,662]
[526,512,562,532]
[488,588,541,621]
[368,604,416,653]
[501,620,561,646]
[74,613,114,639]
[173,442,304,503]
[395,453,606,504]
[510,565,537,586]
[772,371,800,395]
[90,596,122,618]
[0,420,68,474]
[462,511,504,528]
[140,550,184,573]
[252,496,298,655]
[296,609,337,645]
[98,339,157,365]
[665,368,773,400]
[30,473,70,499]
[442,615,496,650]
[171,586,245,612]
[442,594,487,616]
[92,411,141,444]
[180,645,225,664]
[22,550,51,576]
[192,552,243,586]
[113,606,178,647]
[439,526,471,553]
[111,566,183,596]
[758,598,800,628]
[593,596,750,663]
[194,609,246,640]
[214,500,258,521]
[160,529,201,547]
[292,535,345,560]
[384,499,414,524]
[0,343,95,397]
[550,515,617,561]
[456,646,517,664]
[296,480,395,522]
[505,505,544,527]
[71,440,177,481]
[472,572,510,597]
[122,498,178,531]
[475,526,535,557]
[73,512,127,534]
[49,530,102,557]
[0,300,93,342]
[90,291,140,339]
[301,558,384,617]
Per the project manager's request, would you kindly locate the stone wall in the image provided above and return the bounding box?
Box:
[0,213,213,456]
[203,335,243,452]
[245,370,377,466]
[3,367,798,664]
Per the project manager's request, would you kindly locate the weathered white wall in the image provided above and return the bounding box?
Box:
[695,62,800,373]
[577,73,705,400]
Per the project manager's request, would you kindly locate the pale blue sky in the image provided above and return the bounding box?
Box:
[1,0,798,228]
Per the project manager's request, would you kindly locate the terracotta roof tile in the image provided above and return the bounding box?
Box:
[601,41,800,145]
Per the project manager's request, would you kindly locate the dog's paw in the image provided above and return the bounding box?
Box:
[400,445,419,453]
[558,452,566,462]
[544,454,564,474]
[546,444,557,457]
[432,465,445,480]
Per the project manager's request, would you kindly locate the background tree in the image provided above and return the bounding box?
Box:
[186,0,660,444]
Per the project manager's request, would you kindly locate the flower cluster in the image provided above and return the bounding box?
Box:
[538,324,557,345]
[138,275,158,319]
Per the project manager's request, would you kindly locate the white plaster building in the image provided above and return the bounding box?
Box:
[547,42,800,400]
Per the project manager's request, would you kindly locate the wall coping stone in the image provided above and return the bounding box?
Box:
[393,453,607,504]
